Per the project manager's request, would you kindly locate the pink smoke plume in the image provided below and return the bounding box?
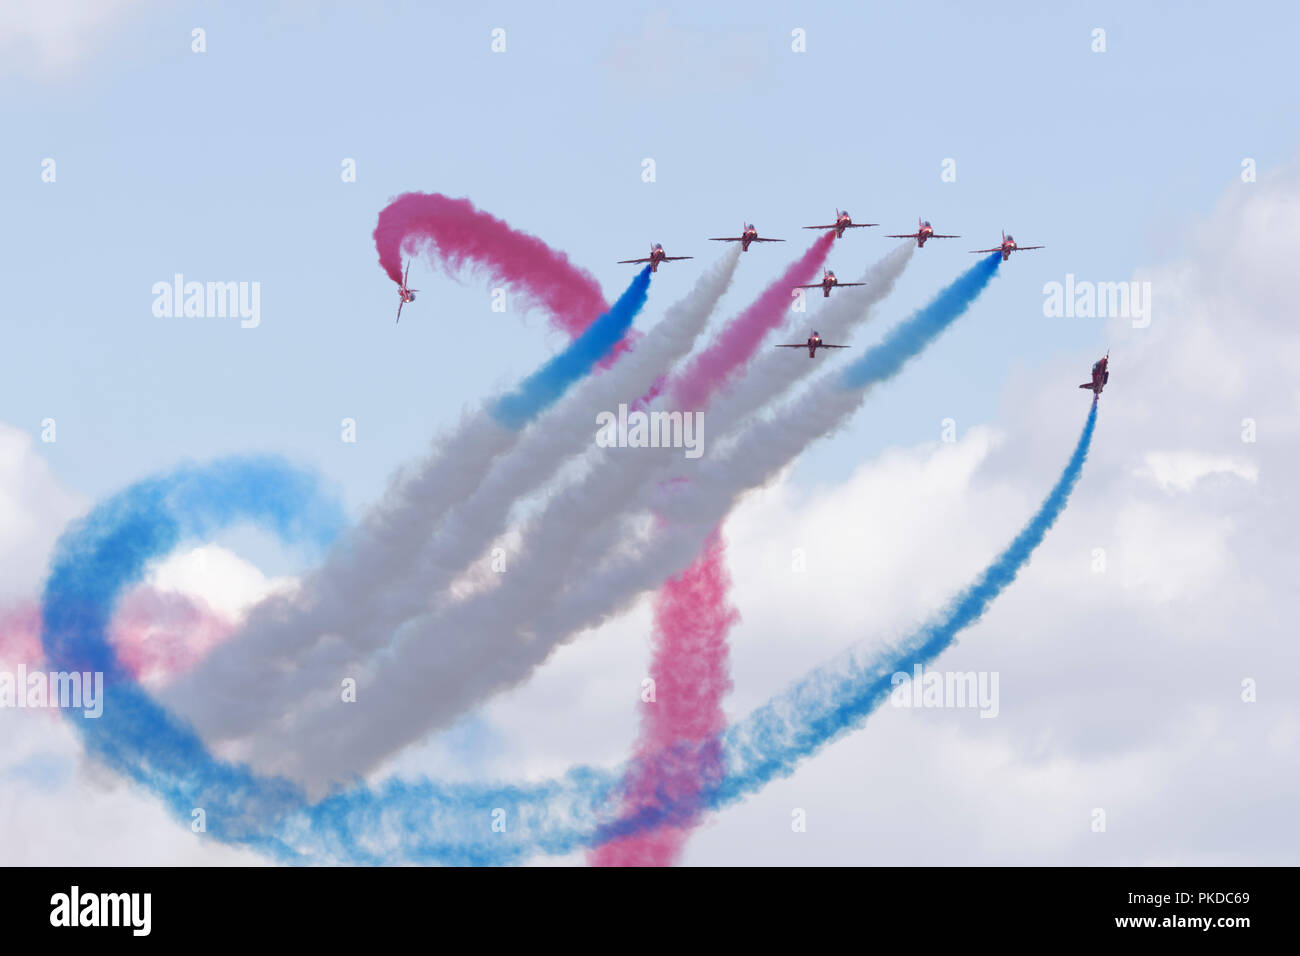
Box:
[0,603,42,667]
[0,590,234,688]
[373,192,609,338]
[590,528,737,866]
[109,588,236,688]
[669,232,834,409]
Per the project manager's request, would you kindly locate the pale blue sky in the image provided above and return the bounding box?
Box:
[3,0,1296,517]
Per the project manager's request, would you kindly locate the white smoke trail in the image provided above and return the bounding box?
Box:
[171,248,742,741]
[234,250,921,788]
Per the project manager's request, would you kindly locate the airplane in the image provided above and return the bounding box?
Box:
[1079,352,1110,398]
[970,230,1045,261]
[708,223,785,252]
[775,330,851,358]
[618,243,693,272]
[803,208,877,239]
[794,269,866,298]
[395,260,418,323]
[886,218,961,248]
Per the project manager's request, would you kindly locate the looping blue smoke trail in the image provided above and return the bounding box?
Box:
[492,266,652,429]
[40,401,1096,863]
[837,253,1001,391]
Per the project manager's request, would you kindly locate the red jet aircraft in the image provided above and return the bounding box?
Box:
[795,269,866,298]
[971,230,1045,261]
[886,218,961,248]
[1079,352,1110,398]
[775,330,851,358]
[803,208,878,239]
[618,243,693,272]
[395,260,418,323]
[709,223,785,252]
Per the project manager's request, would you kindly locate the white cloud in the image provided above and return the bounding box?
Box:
[0,0,151,78]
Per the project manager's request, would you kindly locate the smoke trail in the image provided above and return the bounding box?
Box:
[165,211,639,736]
[39,404,1094,864]
[599,401,1101,839]
[838,252,1000,390]
[704,242,914,433]
[589,527,736,867]
[493,266,651,428]
[172,251,741,744]
[0,602,41,666]
[670,232,834,409]
[374,192,607,337]
[245,258,998,789]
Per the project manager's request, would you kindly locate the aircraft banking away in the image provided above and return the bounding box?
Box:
[886,218,960,248]
[1080,352,1110,398]
[803,209,877,239]
[775,330,851,358]
[971,230,1045,261]
[395,260,418,323]
[708,223,785,251]
[618,243,693,272]
[795,269,866,298]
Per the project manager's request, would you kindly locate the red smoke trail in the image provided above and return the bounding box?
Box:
[669,232,834,409]
[0,602,41,667]
[589,528,737,867]
[373,192,609,339]
[594,240,836,864]
[0,591,233,687]
[109,588,236,688]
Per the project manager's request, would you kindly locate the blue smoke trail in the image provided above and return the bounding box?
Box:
[39,393,1096,865]
[593,401,1099,842]
[491,266,652,429]
[837,253,1001,391]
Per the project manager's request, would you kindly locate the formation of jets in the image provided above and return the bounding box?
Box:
[391,209,1078,377]
[394,210,1047,321]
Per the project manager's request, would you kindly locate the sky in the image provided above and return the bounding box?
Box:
[1,0,1297,865]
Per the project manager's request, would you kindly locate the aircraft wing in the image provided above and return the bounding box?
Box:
[618,257,652,264]
[751,237,785,242]
[836,282,867,288]
[929,234,961,238]
[844,222,878,228]
[662,256,694,261]
[793,284,823,289]
[1016,245,1045,250]
[885,232,921,239]
[969,247,1001,253]
[818,344,851,348]
[775,344,808,348]
[802,224,837,230]
[708,237,742,242]
[396,301,404,323]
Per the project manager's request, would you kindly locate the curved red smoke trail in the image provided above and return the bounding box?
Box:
[373,192,609,338]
